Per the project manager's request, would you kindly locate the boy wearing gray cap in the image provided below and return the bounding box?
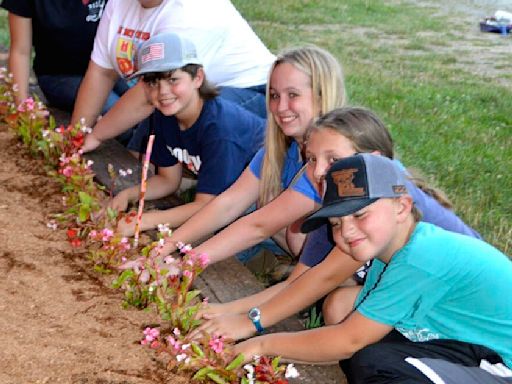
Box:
[235,153,512,384]
[112,32,265,235]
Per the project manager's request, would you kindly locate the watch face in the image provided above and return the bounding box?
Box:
[248,307,260,320]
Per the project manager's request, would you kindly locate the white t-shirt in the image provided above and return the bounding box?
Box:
[91,0,274,88]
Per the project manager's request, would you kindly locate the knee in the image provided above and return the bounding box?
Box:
[322,288,353,325]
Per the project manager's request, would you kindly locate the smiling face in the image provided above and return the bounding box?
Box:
[268,62,316,144]
[142,69,203,125]
[305,128,358,188]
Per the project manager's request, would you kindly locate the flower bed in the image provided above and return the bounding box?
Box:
[0,67,298,384]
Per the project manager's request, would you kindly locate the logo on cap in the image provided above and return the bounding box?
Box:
[331,168,365,197]
[141,43,164,64]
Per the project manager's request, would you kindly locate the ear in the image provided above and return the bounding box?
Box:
[371,150,381,155]
[395,195,413,223]
[193,67,205,89]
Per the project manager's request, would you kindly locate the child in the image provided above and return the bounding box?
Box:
[192,107,481,341]
[234,153,512,384]
[112,32,265,230]
[152,45,346,261]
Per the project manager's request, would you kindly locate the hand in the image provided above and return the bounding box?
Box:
[81,132,102,153]
[150,238,177,258]
[189,312,255,342]
[116,211,137,237]
[110,190,130,212]
[233,338,263,364]
[197,302,232,320]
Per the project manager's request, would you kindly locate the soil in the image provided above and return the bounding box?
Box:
[0,124,189,383]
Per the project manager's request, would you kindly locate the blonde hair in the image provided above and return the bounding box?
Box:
[258,45,346,206]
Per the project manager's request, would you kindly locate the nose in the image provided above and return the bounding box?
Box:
[277,94,288,112]
[157,79,171,94]
[313,158,328,184]
[340,216,356,239]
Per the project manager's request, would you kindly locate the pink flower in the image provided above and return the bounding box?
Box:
[209,334,224,354]
[141,327,160,345]
[183,270,193,279]
[101,228,114,242]
[198,253,209,268]
[62,166,73,177]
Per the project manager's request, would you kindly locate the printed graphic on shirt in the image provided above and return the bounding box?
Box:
[115,26,152,78]
[397,326,440,342]
[85,0,106,22]
[166,145,201,175]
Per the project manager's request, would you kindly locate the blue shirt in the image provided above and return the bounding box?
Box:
[149,97,265,195]
[356,222,512,368]
[248,140,321,203]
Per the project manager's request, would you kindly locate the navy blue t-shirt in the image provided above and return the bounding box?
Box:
[148,97,265,196]
[1,0,107,76]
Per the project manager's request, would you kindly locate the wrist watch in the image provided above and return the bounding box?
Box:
[248,307,265,334]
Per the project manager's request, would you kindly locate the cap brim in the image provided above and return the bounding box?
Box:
[300,198,378,233]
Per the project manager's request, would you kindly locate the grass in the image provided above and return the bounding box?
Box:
[235,0,511,254]
[0,3,510,253]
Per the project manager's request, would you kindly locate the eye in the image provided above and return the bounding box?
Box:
[306,155,316,164]
[166,77,179,84]
[328,156,340,164]
[353,211,367,219]
[288,92,299,98]
[269,92,279,100]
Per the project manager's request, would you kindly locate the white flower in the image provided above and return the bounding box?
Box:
[181,343,190,350]
[86,160,94,167]
[176,353,187,362]
[119,169,127,177]
[126,168,133,175]
[46,220,57,230]
[243,364,254,374]
[285,363,299,379]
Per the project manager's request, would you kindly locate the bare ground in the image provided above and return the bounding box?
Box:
[0,124,188,384]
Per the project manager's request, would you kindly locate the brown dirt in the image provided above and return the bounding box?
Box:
[0,124,189,383]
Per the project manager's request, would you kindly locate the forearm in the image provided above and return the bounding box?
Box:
[220,280,289,314]
[120,173,180,206]
[71,61,118,126]
[88,82,154,141]
[8,52,30,102]
[259,250,363,329]
[196,190,317,264]
[256,326,356,362]
[141,199,212,230]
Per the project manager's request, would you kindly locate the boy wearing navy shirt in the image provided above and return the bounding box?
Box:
[113,32,264,235]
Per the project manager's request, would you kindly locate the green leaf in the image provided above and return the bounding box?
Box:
[191,342,204,358]
[226,353,245,371]
[192,366,212,380]
[78,205,90,222]
[78,191,92,206]
[271,356,281,370]
[112,269,134,289]
[206,372,228,384]
[185,289,201,304]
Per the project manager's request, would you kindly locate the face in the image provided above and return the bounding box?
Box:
[143,69,202,119]
[305,128,357,188]
[329,198,402,263]
[268,62,316,143]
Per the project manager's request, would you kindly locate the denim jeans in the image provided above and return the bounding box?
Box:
[37,74,130,114]
[127,84,267,153]
[218,84,267,119]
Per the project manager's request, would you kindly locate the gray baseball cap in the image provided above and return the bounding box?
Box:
[131,32,202,78]
[301,153,409,233]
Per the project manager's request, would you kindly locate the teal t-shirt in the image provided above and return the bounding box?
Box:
[356,222,512,368]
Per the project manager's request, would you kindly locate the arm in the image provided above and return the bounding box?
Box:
[70,60,119,127]
[235,311,392,363]
[111,164,182,212]
[194,188,319,264]
[156,168,260,256]
[80,82,155,152]
[193,249,362,340]
[7,12,32,103]
[119,192,217,235]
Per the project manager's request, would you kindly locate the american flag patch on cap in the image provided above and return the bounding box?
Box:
[141,43,164,64]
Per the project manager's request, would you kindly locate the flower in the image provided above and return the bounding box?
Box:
[46,220,57,231]
[141,327,160,345]
[208,334,224,354]
[285,364,299,379]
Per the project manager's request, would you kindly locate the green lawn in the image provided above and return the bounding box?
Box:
[233,0,511,254]
[0,3,510,253]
